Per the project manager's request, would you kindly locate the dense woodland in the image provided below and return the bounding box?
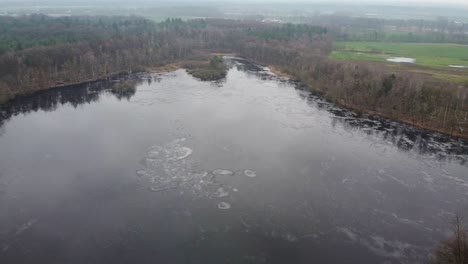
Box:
[0,15,467,138]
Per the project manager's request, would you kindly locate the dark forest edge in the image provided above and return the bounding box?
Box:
[0,15,467,138]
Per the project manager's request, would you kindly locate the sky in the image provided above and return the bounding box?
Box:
[0,0,467,7]
[0,0,466,3]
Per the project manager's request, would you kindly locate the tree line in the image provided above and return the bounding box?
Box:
[287,14,468,44]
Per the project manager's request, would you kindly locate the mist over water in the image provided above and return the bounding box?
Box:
[0,58,467,263]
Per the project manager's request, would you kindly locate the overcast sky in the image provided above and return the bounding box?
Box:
[245,0,468,5]
[0,0,467,6]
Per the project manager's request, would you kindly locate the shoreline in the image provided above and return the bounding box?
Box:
[1,58,466,140]
[0,71,129,105]
[266,64,468,140]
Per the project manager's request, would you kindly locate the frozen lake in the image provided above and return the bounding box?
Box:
[0,58,467,264]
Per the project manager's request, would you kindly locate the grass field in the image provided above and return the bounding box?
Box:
[332,42,468,67]
[331,41,468,84]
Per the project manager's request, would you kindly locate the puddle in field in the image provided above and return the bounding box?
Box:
[386,57,416,63]
[448,65,467,69]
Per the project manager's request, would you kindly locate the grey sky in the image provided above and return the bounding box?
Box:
[0,0,467,8]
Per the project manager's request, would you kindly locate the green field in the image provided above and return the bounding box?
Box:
[331,42,468,68]
[331,41,468,84]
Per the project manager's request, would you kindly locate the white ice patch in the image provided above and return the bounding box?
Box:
[136,170,149,177]
[138,139,243,206]
[243,170,257,178]
[336,227,423,261]
[214,187,229,198]
[420,171,434,184]
[212,169,234,176]
[218,202,231,210]
[337,227,358,241]
[283,233,299,242]
[386,57,416,63]
[138,138,211,196]
[172,147,193,161]
[14,219,37,237]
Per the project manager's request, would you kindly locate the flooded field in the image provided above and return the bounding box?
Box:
[0,58,467,264]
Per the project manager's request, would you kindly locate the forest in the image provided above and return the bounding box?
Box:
[0,15,467,138]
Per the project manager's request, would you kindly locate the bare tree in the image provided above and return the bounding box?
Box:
[433,215,468,264]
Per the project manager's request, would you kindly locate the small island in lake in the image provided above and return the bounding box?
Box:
[110,80,137,99]
[184,55,228,81]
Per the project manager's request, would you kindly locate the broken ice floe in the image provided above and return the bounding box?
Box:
[243,170,257,178]
[137,138,210,195]
[138,138,257,212]
[214,187,229,198]
[212,169,234,176]
[218,202,231,210]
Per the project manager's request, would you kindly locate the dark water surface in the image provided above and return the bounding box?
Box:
[1,58,467,264]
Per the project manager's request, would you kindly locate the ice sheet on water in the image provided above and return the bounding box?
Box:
[138,138,209,195]
[282,233,299,242]
[243,170,257,178]
[212,169,234,176]
[138,137,259,211]
[136,169,149,177]
[218,202,231,210]
[172,147,193,161]
[336,226,424,261]
[337,227,358,241]
[14,219,37,237]
[138,138,244,203]
[214,187,229,198]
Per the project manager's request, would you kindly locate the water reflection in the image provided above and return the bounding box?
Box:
[231,57,468,164]
[0,75,146,131]
[301,94,468,164]
[0,58,467,264]
[0,59,467,165]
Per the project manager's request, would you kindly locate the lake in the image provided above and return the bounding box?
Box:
[0,58,467,264]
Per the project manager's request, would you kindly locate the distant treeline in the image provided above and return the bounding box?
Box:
[0,14,156,55]
[0,15,466,137]
[293,15,468,44]
[336,30,468,44]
